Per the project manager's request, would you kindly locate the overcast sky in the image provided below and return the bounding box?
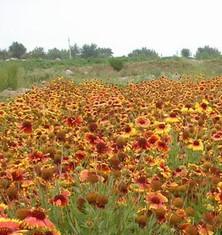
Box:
[1,0,222,56]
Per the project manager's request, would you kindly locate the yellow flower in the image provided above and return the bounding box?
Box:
[206,203,215,211]
[187,139,204,151]
[165,112,180,123]
[181,106,195,114]
[217,182,222,191]
[194,99,212,113]
[154,121,171,135]
[122,123,138,138]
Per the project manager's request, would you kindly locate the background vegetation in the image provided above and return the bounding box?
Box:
[0,42,222,95]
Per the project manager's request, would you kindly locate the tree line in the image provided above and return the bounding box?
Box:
[0,42,221,60]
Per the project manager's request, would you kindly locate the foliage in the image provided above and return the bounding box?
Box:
[8,41,27,58]
[0,63,19,90]
[70,43,81,58]
[0,49,8,60]
[181,48,191,58]
[128,47,159,59]
[109,58,124,71]
[97,47,113,58]
[195,45,221,59]
[28,47,46,59]
[47,48,69,60]
[81,43,99,58]
[2,58,222,93]
[81,44,113,58]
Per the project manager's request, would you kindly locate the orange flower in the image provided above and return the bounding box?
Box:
[20,121,32,133]
[197,223,214,235]
[181,223,199,235]
[84,133,98,145]
[11,169,24,182]
[64,117,76,127]
[132,175,150,191]
[79,169,103,183]
[74,116,83,126]
[29,151,45,163]
[135,116,150,128]
[0,218,22,234]
[146,192,168,210]
[156,140,169,152]
[95,141,109,154]
[29,229,61,235]
[50,191,70,207]
[64,116,83,127]
[133,137,150,150]
[22,208,56,231]
[75,150,86,160]
[148,134,160,145]
[212,131,222,141]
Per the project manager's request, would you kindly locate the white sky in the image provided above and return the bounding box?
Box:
[1,0,222,56]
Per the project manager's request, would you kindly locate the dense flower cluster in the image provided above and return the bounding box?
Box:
[1,76,222,233]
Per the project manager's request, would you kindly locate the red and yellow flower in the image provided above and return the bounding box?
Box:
[146,192,168,210]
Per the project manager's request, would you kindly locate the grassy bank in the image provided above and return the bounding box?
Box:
[0,57,222,91]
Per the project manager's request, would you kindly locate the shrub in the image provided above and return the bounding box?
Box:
[195,46,221,59]
[9,42,27,59]
[181,48,191,58]
[128,47,159,59]
[109,58,124,71]
[7,64,19,89]
[0,63,20,90]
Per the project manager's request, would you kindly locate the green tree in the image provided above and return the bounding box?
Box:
[128,47,159,59]
[109,58,124,71]
[30,47,46,59]
[60,49,69,59]
[70,43,80,58]
[181,48,191,58]
[195,46,221,59]
[81,43,98,58]
[9,42,27,58]
[0,49,9,60]
[47,48,62,59]
[97,47,113,58]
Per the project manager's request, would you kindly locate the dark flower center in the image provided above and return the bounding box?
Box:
[201,103,207,110]
[193,140,200,146]
[158,124,166,129]
[31,210,46,220]
[54,194,66,203]
[150,196,161,204]
[169,113,177,118]
[0,228,13,235]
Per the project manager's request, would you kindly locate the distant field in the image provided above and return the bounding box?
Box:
[1,57,222,94]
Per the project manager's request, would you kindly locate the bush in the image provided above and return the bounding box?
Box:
[0,63,20,90]
[128,47,159,59]
[181,48,191,58]
[195,46,221,59]
[7,64,19,89]
[9,42,27,59]
[109,58,124,71]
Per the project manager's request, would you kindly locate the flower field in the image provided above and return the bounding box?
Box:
[1,76,222,234]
